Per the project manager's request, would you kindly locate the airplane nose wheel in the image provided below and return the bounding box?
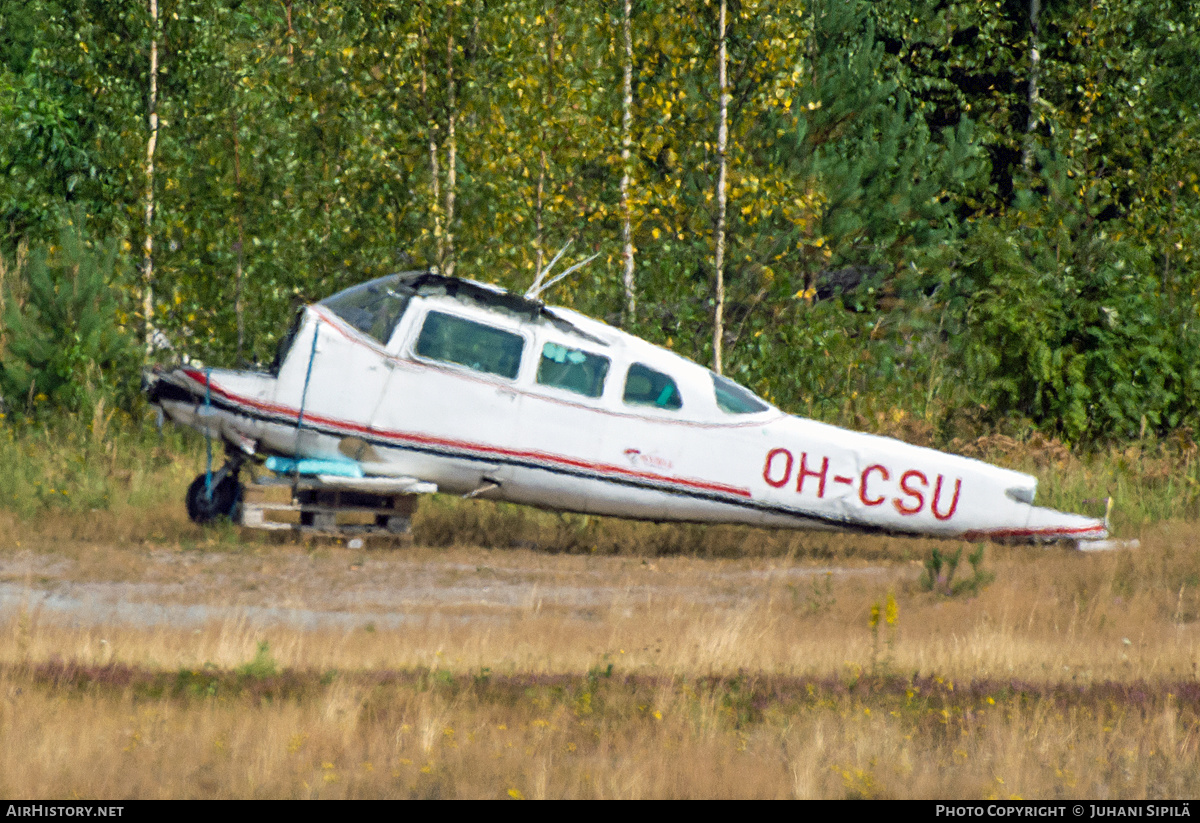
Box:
[186,466,243,524]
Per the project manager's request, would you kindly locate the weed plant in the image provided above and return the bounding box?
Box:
[920,545,996,596]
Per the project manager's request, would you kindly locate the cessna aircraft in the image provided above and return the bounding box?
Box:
[144,270,1112,546]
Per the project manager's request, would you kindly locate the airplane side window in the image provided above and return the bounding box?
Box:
[623,363,682,410]
[415,310,525,379]
[711,372,769,414]
[536,342,610,398]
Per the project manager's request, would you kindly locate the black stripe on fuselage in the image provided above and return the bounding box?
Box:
[153,382,893,536]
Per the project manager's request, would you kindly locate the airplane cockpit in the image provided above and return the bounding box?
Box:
[319,274,413,345]
[304,270,776,423]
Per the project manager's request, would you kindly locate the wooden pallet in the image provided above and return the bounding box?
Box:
[239,476,420,538]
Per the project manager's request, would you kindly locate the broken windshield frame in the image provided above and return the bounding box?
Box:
[319,275,412,345]
[268,307,306,376]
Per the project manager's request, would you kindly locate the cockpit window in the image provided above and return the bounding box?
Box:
[712,372,769,414]
[537,342,609,398]
[320,275,411,345]
[623,363,682,410]
[415,310,524,379]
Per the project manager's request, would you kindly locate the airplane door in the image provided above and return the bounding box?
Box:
[505,338,612,513]
[369,361,522,492]
[272,313,393,456]
[366,308,526,495]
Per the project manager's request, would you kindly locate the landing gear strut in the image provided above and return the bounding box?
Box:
[185,457,244,524]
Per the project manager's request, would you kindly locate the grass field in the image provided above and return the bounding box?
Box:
[1,417,1199,798]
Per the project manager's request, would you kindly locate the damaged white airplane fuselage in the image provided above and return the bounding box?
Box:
[145,271,1109,545]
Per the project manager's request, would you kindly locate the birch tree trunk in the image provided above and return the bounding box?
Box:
[231,104,246,365]
[284,0,294,65]
[443,12,457,279]
[1022,0,1042,171]
[712,0,729,374]
[141,0,159,358]
[534,148,546,277]
[418,11,444,270]
[619,0,636,322]
[534,4,559,279]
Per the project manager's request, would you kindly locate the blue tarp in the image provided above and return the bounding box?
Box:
[264,456,364,478]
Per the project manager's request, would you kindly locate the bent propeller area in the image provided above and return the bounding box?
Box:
[145,270,1114,547]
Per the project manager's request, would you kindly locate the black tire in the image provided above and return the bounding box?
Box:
[185,472,242,524]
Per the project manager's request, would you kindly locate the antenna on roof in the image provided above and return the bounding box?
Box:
[525,240,600,302]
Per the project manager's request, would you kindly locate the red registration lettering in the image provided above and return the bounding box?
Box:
[762,448,794,488]
[859,464,889,506]
[796,453,829,498]
[932,475,962,521]
[893,470,927,515]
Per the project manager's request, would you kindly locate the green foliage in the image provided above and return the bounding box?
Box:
[920,544,994,596]
[0,0,1197,443]
[713,0,983,421]
[920,546,959,594]
[0,0,144,244]
[780,0,982,275]
[236,641,279,681]
[0,220,138,416]
[799,571,836,616]
[945,152,1200,442]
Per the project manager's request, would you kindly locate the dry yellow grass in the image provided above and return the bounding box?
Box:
[7,382,1200,797]
[2,496,1200,797]
[1,655,1197,799]
[4,527,1198,680]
